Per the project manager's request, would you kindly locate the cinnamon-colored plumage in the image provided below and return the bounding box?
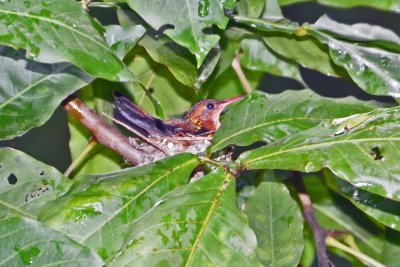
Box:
[113,92,243,138]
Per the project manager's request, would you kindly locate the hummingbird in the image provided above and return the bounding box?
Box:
[113,92,244,139]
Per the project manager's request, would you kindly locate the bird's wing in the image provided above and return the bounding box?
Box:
[113,92,180,137]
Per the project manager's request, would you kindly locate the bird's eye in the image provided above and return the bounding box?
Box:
[207,103,214,110]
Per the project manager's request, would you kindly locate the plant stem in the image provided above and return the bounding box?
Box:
[64,138,97,177]
[199,156,225,168]
[292,172,330,267]
[326,236,385,267]
[231,54,252,94]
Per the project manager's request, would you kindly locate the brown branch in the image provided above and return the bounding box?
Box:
[62,96,150,166]
[292,172,329,267]
[231,54,252,94]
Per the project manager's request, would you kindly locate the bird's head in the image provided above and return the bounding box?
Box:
[185,95,244,132]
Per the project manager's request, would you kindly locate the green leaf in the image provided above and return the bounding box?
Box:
[239,37,304,83]
[40,154,199,262]
[109,168,262,266]
[245,181,304,266]
[0,46,93,140]
[308,18,400,98]
[104,24,146,59]
[0,148,72,219]
[117,9,219,90]
[236,0,266,17]
[278,0,400,12]
[0,216,102,266]
[0,0,133,81]
[211,89,381,152]
[324,171,400,231]
[263,34,345,77]
[126,49,195,117]
[383,228,400,267]
[238,106,400,201]
[231,15,299,34]
[125,0,235,67]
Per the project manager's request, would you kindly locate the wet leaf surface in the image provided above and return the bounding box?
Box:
[245,181,304,266]
[0,0,133,81]
[324,171,400,232]
[308,20,400,98]
[0,46,93,140]
[212,89,382,152]
[40,154,199,263]
[125,0,235,67]
[109,168,262,266]
[238,106,400,201]
[0,148,72,219]
[0,216,102,266]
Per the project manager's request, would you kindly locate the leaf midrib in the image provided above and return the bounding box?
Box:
[242,137,400,166]
[184,172,231,266]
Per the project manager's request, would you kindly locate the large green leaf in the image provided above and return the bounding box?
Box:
[40,154,199,262]
[308,18,400,98]
[0,46,93,140]
[245,181,304,266]
[0,0,133,81]
[125,0,235,67]
[109,168,262,266]
[236,0,266,17]
[278,0,400,12]
[238,106,400,201]
[324,171,400,232]
[211,90,382,152]
[0,148,72,219]
[0,216,103,266]
[239,37,303,83]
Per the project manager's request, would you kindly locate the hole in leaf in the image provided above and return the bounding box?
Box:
[370,146,383,160]
[0,163,2,169]
[39,171,44,176]
[202,27,213,35]
[148,87,154,94]
[7,173,17,185]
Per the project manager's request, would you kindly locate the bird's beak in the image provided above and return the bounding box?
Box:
[217,95,244,108]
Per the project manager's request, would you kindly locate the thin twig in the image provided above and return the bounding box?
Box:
[231,54,252,94]
[62,96,151,166]
[64,137,97,177]
[326,236,385,267]
[292,172,330,267]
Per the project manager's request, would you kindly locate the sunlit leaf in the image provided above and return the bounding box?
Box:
[109,168,262,266]
[104,24,146,59]
[0,0,133,81]
[212,90,382,152]
[245,181,304,266]
[0,46,93,140]
[238,106,400,201]
[40,154,199,262]
[0,148,72,219]
[236,0,266,17]
[0,216,103,266]
[125,0,235,67]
